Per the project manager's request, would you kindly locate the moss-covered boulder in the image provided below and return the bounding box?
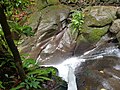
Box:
[36,0,60,10]
[83,26,109,43]
[74,25,109,55]
[83,6,117,26]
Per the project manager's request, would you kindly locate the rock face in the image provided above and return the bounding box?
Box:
[109,19,120,44]
[19,4,74,64]
[83,6,117,26]
[75,56,120,90]
[20,4,119,64]
[73,6,117,55]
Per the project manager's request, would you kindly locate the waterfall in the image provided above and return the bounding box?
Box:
[41,40,120,90]
[54,57,85,90]
[67,65,77,90]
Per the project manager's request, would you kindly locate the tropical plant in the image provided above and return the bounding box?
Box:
[8,20,34,37]
[70,10,84,35]
[10,57,57,90]
[10,74,41,90]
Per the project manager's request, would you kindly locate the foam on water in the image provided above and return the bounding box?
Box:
[55,57,85,81]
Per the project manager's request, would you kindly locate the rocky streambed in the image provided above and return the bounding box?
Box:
[19,0,120,90]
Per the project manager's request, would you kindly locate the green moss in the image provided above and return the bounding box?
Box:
[84,26,109,43]
[47,0,60,5]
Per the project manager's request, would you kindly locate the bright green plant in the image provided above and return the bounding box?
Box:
[8,20,34,37]
[10,56,57,90]
[70,10,84,35]
[10,74,41,90]
[21,55,36,69]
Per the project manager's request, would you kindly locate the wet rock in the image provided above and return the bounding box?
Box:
[83,6,117,26]
[75,56,120,90]
[110,19,120,34]
[19,5,74,63]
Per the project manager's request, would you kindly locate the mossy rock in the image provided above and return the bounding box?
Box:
[27,4,70,30]
[83,25,109,43]
[83,6,117,27]
[36,0,48,10]
[40,4,71,23]
[36,0,60,10]
[47,0,60,5]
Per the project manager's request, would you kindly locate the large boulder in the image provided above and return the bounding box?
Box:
[73,25,109,55]
[19,5,74,63]
[83,6,117,26]
[75,56,120,90]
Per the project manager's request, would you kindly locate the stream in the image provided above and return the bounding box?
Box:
[42,37,120,90]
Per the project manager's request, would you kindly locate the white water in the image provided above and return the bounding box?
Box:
[43,57,85,90]
[41,45,120,90]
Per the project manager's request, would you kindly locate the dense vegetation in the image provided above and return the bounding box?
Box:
[0,0,66,90]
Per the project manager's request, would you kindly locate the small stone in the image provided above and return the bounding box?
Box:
[99,70,104,73]
[101,88,106,90]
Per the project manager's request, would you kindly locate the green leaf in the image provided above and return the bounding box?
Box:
[10,85,23,90]
[37,76,52,81]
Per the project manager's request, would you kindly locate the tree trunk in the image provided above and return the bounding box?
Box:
[0,5,26,81]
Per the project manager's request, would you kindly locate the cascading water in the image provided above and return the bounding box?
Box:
[41,35,120,90]
[42,45,120,90]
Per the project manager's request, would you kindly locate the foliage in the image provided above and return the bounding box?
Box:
[10,75,41,90]
[0,0,34,46]
[8,20,34,36]
[70,10,84,35]
[0,0,64,89]
[22,58,36,69]
[0,0,32,18]
[10,56,58,90]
